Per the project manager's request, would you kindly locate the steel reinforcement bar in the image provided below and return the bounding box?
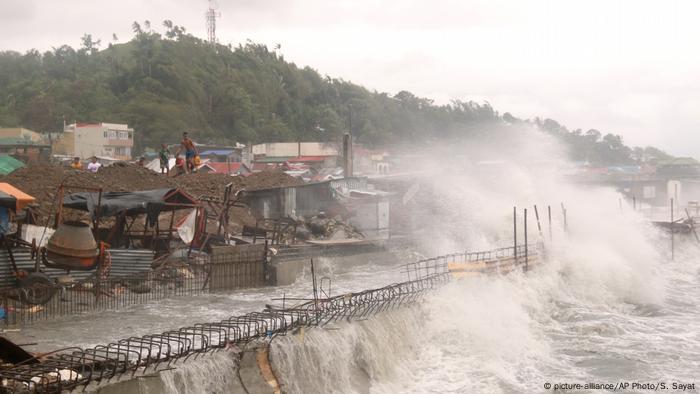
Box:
[0,272,449,393]
[0,242,541,393]
[403,243,539,282]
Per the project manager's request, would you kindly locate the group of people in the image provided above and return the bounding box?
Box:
[68,132,198,176]
[158,132,199,176]
[70,156,102,173]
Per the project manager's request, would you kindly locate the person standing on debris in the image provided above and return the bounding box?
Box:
[137,156,145,166]
[87,157,101,173]
[176,132,198,174]
[174,155,186,176]
[70,157,82,170]
[159,143,170,175]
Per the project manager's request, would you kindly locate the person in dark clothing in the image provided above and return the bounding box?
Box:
[159,144,170,174]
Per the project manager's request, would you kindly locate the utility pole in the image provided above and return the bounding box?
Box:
[342,133,353,177]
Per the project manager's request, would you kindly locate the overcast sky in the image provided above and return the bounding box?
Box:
[1,0,698,157]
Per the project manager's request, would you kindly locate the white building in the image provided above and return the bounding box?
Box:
[53,123,135,160]
[252,142,339,157]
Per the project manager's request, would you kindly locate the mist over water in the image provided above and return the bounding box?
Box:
[271,126,700,393]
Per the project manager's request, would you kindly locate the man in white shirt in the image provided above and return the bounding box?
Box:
[87,157,101,173]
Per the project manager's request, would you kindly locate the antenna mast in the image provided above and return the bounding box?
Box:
[205,0,221,43]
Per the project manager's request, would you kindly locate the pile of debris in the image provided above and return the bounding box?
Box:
[299,213,365,240]
[174,169,303,199]
[0,163,304,229]
[1,163,174,222]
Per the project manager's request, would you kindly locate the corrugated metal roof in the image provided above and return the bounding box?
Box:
[287,156,331,162]
[252,162,276,171]
[0,249,154,290]
[0,155,25,175]
[107,249,155,277]
[0,137,47,146]
[255,156,294,163]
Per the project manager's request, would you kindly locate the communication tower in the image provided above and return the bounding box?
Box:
[205,0,221,43]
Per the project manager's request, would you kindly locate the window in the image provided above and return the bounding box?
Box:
[112,147,131,157]
[105,129,132,140]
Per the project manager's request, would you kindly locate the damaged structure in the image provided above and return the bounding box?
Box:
[0,164,400,326]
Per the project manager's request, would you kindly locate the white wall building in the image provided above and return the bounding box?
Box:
[252,142,339,157]
[56,123,135,160]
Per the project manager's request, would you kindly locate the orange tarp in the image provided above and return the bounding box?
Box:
[0,183,35,211]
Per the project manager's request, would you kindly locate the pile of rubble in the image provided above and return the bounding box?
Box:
[297,213,365,241]
[0,163,304,228]
[174,169,303,199]
[2,162,367,243]
[1,163,174,222]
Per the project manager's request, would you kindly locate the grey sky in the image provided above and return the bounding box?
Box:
[1,0,698,157]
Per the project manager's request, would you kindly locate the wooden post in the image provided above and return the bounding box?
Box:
[513,206,517,266]
[561,202,568,233]
[685,208,700,243]
[342,133,353,178]
[547,205,552,242]
[310,258,319,325]
[167,210,175,246]
[534,205,543,239]
[93,188,103,241]
[671,198,674,261]
[524,208,528,272]
[54,186,65,228]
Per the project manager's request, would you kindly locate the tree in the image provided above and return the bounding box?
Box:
[585,129,601,142]
[80,34,101,55]
[0,24,665,164]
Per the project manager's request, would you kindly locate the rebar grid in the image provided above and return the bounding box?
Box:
[0,243,542,393]
[0,271,448,393]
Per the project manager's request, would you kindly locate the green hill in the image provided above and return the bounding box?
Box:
[0,22,671,165]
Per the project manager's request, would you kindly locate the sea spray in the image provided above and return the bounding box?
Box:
[267,126,680,393]
[270,309,426,394]
[158,351,240,394]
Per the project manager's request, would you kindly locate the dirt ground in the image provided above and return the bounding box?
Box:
[0,163,303,229]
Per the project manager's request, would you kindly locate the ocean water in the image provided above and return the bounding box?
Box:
[271,237,700,393]
[7,218,699,393]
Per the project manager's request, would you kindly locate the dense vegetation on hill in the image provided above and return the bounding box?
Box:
[0,21,671,165]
